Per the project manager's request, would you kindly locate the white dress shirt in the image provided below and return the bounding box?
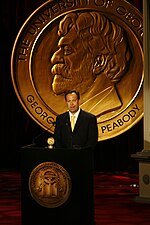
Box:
[69,108,80,126]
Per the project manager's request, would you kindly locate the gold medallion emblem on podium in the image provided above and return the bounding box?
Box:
[29,162,72,208]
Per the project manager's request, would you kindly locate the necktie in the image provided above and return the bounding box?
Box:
[70,115,75,131]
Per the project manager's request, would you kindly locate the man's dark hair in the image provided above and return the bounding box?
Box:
[65,90,80,100]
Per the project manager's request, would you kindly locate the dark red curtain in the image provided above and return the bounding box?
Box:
[0,0,143,170]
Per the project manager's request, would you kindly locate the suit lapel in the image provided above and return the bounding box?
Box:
[65,109,84,133]
[73,109,83,131]
[65,112,72,132]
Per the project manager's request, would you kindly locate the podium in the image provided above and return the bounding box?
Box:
[20,145,95,225]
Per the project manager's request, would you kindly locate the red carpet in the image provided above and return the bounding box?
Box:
[0,170,150,225]
[94,172,150,225]
[0,170,21,225]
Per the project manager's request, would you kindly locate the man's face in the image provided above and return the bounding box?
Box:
[65,93,79,114]
[51,27,95,95]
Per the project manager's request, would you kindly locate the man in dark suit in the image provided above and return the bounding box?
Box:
[54,90,98,149]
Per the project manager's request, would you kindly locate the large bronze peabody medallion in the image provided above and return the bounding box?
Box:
[11,0,143,141]
[29,162,72,208]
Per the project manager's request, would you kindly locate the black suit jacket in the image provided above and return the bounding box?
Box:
[54,109,98,149]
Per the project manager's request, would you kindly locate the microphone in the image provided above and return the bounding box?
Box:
[32,128,54,147]
[32,130,46,144]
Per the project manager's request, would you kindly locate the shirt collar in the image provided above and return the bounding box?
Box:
[69,108,80,118]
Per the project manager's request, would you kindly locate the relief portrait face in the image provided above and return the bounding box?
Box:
[51,25,95,95]
[50,11,131,99]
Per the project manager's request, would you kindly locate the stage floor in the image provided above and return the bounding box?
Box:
[0,169,150,225]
